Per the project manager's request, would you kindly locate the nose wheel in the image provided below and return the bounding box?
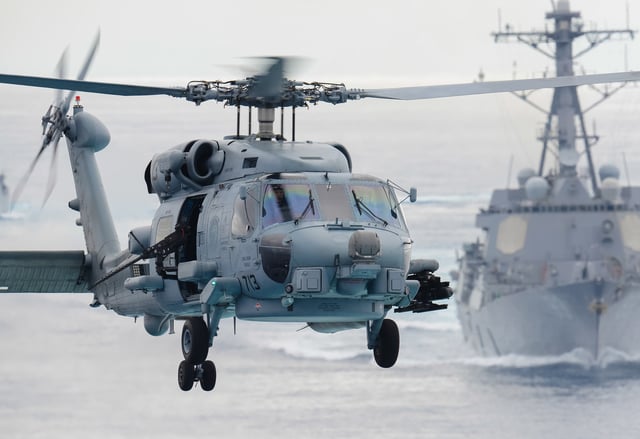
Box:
[178,317,216,391]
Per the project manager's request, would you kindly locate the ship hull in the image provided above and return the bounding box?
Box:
[456,280,640,359]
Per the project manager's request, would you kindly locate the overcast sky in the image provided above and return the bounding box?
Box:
[1,0,637,87]
[1,0,639,252]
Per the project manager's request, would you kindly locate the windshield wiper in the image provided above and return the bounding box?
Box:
[351,190,388,226]
[294,190,315,225]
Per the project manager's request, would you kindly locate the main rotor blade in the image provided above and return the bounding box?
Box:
[0,74,187,98]
[248,57,285,100]
[360,71,640,100]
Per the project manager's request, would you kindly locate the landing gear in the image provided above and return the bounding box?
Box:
[178,317,217,391]
[200,360,217,391]
[177,359,217,391]
[178,360,195,391]
[370,318,400,368]
[181,317,209,364]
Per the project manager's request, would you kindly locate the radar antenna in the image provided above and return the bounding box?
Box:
[492,0,635,197]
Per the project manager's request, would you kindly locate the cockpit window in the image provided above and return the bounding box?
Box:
[262,180,405,229]
[350,184,401,227]
[262,183,320,228]
[314,184,355,222]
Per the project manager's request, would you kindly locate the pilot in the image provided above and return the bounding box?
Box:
[272,184,293,222]
[263,184,294,227]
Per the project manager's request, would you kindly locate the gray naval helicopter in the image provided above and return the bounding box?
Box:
[456,0,640,360]
[1,35,639,391]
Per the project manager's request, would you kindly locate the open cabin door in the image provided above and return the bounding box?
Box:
[176,194,206,299]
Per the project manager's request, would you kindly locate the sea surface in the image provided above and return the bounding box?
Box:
[1,85,640,438]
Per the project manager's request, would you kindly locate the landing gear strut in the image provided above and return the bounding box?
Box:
[178,317,216,391]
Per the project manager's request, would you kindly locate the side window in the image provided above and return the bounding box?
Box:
[155,215,174,243]
[155,214,176,268]
[232,186,258,238]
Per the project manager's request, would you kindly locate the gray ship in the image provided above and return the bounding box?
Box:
[455,1,640,360]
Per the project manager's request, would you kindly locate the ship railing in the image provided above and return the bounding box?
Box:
[480,202,640,216]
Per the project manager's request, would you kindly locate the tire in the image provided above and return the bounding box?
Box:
[181,317,209,364]
[373,319,399,368]
[178,360,195,391]
[200,360,217,391]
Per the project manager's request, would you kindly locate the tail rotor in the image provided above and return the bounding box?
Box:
[12,31,100,208]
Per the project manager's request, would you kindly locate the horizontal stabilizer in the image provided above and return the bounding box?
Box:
[0,251,89,293]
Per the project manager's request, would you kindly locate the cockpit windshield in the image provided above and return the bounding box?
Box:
[262,180,404,229]
[262,183,320,227]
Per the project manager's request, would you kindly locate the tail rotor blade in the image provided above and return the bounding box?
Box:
[16,30,101,208]
[61,30,100,114]
[42,133,62,206]
[11,137,50,207]
[54,47,68,106]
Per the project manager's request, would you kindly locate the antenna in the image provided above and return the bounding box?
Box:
[280,106,284,139]
[292,106,297,141]
[506,154,514,188]
[236,104,241,138]
[625,44,629,72]
[623,152,632,188]
[627,1,630,30]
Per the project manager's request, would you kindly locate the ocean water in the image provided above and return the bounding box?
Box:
[2,86,640,438]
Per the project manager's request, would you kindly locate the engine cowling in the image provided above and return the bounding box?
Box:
[145,139,224,198]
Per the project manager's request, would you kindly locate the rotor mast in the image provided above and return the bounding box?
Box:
[492,0,635,196]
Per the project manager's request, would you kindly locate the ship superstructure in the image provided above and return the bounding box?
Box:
[456,0,640,359]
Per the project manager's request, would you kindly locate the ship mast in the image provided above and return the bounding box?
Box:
[492,0,635,197]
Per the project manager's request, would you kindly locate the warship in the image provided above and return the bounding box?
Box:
[455,0,640,359]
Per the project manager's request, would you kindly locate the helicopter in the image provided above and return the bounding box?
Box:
[1,35,639,392]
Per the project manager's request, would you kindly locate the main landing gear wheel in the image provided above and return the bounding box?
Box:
[373,318,400,368]
[177,360,217,392]
[178,318,217,392]
[181,317,209,364]
[178,360,195,391]
[200,360,217,391]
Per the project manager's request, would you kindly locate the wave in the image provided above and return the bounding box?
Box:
[269,345,371,362]
[396,319,461,333]
[459,349,596,369]
[0,211,27,221]
[457,347,640,370]
[255,318,462,363]
[264,337,370,362]
[0,201,31,220]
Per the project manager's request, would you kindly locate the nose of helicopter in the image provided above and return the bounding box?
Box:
[259,225,410,297]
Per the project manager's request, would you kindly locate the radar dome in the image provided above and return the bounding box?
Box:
[517,168,536,187]
[525,176,549,202]
[601,177,621,203]
[599,163,620,182]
